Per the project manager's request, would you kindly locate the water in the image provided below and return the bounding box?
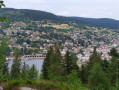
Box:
[7,59,44,74]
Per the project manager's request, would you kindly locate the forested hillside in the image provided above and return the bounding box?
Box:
[0,8,119,29]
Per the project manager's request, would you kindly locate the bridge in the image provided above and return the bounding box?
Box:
[6,54,46,60]
[23,54,46,59]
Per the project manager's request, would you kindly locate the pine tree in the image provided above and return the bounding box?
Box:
[88,63,110,90]
[101,58,109,73]
[108,48,119,85]
[89,47,102,64]
[87,47,102,71]
[50,45,64,77]
[11,52,22,79]
[2,61,9,75]
[28,64,38,79]
[64,51,72,74]
[1,61,9,80]
[109,47,119,58]
[0,38,8,80]
[80,65,86,84]
[42,47,53,80]
[108,56,119,85]
[84,47,102,83]
[21,62,29,79]
[64,51,79,75]
[42,44,64,80]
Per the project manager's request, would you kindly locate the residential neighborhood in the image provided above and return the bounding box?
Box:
[1,20,119,66]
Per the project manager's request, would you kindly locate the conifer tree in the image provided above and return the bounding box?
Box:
[28,64,38,79]
[42,47,53,80]
[87,47,102,70]
[89,47,102,64]
[80,65,86,84]
[108,56,119,85]
[84,47,102,83]
[0,38,8,79]
[101,58,109,73]
[64,51,79,75]
[108,48,119,85]
[50,45,64,77]
[88,63,110,90]
[64,51,72,74]
[2,61,9,75]
[109,47,119,58]
[21,62,29,79]
[43,44,64,80]
[11,52,22,79]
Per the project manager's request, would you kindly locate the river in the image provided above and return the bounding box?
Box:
[6,59,44,74]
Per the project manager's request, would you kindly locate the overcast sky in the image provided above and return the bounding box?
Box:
[3,0,119,20]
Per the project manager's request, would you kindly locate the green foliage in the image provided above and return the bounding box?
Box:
[43,45,65,81]
[108,56,119,85]
[28,64,38,80]
[21,62,29,79]
[0,37,9,82]
[11,52,22,79]
[80,65,87,84]
[64,70,84,89]
[63,51,79,75]
[0,1,5,8]
[88,63,110,90]
[1,62,9,79]
[1,8,119,29]
[0,1,8,22]
[87,47,102,70]
[83,47,103,83]
[42,47,53,80]
[101,58,109,73]
[0,38,7,70]
[4,79,22,89]
[109,47,119,58]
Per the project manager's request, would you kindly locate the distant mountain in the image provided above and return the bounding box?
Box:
[69,17,119,29]
[0,8,119,29]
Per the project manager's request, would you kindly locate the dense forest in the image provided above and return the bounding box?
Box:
[0,8,119,29]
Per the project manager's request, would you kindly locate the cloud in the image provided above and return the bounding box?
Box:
[3,0,119,20]
[57,11,68,15]
[105,8,110,11]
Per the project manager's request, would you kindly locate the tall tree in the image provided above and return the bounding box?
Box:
[108,48,119,85]
[2,61,9,75]
[11,52,22,79]
[0,38,8,79]
[88,63,110,90]
[50,45,64,77]
[28,64,38,80]
[101,58,109,73]
[108,56,119,85]
[64,51,79,75]
[21,62,29,79]
[42,44,65,80]
[84,47,102,83]
[42,47,53,80]
[89,47,102,65]
[109,47,119,58]
[80,65,86,84]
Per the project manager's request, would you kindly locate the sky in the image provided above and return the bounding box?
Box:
[3,0,119,20]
